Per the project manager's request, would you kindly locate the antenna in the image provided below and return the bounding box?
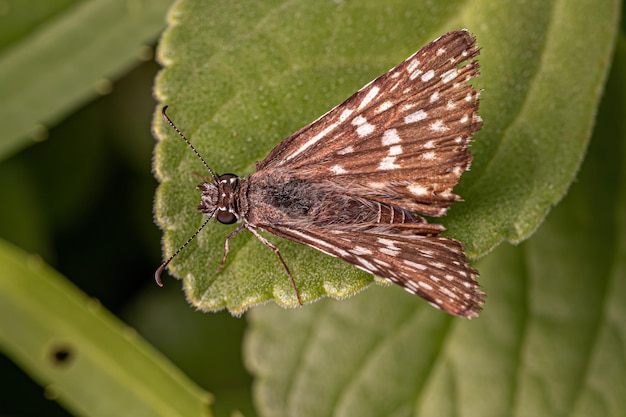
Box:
[161,106,219,182]
[155,106,217,286]
[154,216,212,286]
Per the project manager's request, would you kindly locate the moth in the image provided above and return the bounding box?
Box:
[156,29,485,317]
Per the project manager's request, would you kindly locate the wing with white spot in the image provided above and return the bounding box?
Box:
[256,30,481,215]
[262,223,484,317]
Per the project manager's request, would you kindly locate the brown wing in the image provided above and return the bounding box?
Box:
[256,30,481,217]
[261,223,484,318]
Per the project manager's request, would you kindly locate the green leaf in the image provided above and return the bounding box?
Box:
[0,0,172,161]
[125,288,256,417]
[0,238,212,417]
[153,0,619,313]
[244,31,626,415]
[449,0,621,256]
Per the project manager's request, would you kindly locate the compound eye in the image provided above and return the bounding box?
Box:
[216,210,237,224]
[219,173,238,182]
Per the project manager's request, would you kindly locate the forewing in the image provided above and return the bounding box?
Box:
[263,224,484,317]
[257,30,481,215]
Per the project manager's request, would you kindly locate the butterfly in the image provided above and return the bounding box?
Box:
[156,29,485,317]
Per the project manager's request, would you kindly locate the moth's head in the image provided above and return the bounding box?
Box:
[197,174,239,224]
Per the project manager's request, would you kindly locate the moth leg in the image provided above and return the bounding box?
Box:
[246,226,303,306]
[217,223,247,274]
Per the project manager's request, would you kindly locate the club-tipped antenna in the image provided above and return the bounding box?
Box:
[154,215,213,286]
[161,105,219,182]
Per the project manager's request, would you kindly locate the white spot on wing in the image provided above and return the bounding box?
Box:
[388,145,402,156]
[330,165,347,174]
[381,129,401,146]
[441,287,457,299]
[378,238,399,248]
[380,247,400,257]
[407,59,420,74]
[355,265,375,274]
[339,108,355,122]
[408,184,429,196]
[442,68,458,83]
[378,156,399,170]
[430,120,448,132]
[358,86,380,110]
[421,70,435,82]
[368,182,385,189]
[418,281,433,291]
[405,110,427,124]
[352,115,367,125]
[373,258,391,267]
[357,257,378,272]
[377,101,393,113]
[429,301,443,310]
[356,123,375,137]
[337,146,354,155]
[422,151,436,160]
[289,229,349,257]
[350,246,373,255]
[352,115,375,137]
[409,70,422,81]
[287,122,338,160]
